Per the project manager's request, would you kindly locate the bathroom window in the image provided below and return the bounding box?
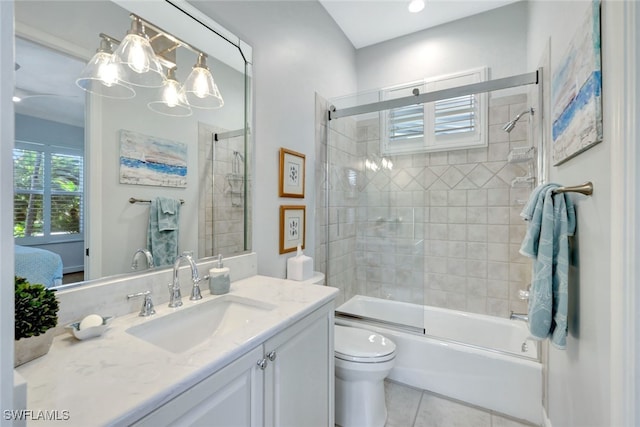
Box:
[381,67,488,155]
[13,140,83,243]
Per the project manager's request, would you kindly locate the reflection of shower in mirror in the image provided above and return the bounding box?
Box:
[228,150,244,207]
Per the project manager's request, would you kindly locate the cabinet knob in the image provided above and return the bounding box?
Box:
[257,358,268,370]
[267,350,277,362]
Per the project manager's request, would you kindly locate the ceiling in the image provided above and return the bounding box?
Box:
[318,0,521,49]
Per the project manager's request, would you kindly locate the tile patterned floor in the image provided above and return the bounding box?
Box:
[384,380,538,427]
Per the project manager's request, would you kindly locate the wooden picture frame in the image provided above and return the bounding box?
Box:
[279,148,305,198]
[279,205,305,254]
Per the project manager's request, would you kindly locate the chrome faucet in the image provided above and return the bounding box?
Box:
[131,248,154,270]
[168,252,203,307]
[510,311,529,322]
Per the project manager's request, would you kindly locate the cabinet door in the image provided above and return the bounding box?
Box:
[132,346,264,427]
[263,303,334,427]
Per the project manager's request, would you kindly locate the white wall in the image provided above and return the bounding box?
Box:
[527,1,611,425]
[0,0,14,419]
[191,1,358,278]
[356,1,528,93]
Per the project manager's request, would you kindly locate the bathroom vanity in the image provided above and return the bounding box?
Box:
[16,275,338,426]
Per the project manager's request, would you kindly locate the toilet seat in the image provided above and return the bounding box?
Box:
[334,325,396,363]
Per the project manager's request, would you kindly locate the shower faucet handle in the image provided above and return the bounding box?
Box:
[518,285,531,300]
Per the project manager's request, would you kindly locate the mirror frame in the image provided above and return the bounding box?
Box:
[14,0,253,290]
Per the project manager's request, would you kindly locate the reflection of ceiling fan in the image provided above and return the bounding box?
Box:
[13,87,79,103]
[13,62,79,103]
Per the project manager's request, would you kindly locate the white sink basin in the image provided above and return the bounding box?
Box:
[126,295,276,354]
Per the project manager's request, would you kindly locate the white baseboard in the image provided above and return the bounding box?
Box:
[542,407,552,427]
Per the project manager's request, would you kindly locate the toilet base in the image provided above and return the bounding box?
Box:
[335,376,387,427]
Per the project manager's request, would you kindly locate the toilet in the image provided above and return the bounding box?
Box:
[334,324,396,427]
[296,272,397,427]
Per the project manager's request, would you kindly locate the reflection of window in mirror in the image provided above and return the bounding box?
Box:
[14,37,86,286]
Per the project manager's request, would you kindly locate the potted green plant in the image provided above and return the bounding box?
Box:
[14,276,60,367]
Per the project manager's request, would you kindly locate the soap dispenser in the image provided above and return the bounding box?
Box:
[209,254,230,295]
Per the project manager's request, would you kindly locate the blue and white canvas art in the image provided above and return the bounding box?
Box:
[551,0,602,165]
[119,130,187,187]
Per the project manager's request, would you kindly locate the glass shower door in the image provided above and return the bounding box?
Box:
[325,100,425,334]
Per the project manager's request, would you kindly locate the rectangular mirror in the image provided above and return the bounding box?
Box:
[13,0,252,288]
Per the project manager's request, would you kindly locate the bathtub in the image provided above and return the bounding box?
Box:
[335,295,542,425]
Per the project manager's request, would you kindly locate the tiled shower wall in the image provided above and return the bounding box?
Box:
[315,94,359,307]
[317,93,534,318]
[198,123,250,259]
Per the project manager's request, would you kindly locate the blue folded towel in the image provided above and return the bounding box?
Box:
[147,197,181,267]
[158,197,180,231]
[519,183,575,349]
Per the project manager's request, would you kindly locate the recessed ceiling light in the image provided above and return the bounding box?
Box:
[408,0,425,13]
[12,96,21,103]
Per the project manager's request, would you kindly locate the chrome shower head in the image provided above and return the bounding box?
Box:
[502,108,534,133]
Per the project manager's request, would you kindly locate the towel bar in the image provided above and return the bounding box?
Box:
[129,197,185,205]
[552,182,593,196]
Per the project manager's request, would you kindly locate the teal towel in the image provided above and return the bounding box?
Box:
[158,197,180,231]
[519,183,575,349]
[147,197,180,267]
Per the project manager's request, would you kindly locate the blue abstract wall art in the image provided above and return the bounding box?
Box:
[119,129,187,187]
[551,0,602,165]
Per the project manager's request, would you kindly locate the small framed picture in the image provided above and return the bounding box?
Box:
[279,205,305,254]
[279,148,305,198]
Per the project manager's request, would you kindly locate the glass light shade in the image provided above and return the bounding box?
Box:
[148,74,192,117]
[181,55,224,109]
[408,0,425,13]
[112,22,165,88]
[76,51,136,99]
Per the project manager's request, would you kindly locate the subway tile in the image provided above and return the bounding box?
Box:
[488,225,509,243]
[467,224,488,242]
[487,298,510,318]
[489,104,510,125]
[446,258,467,277]
[467,242,488,260]
[488,188,510,206]
[467,260,488,278]
[487,280,509,298]
[488,262,510,280]
[448,190,467,206]
[467,206,488,224]
[466,296,488,314]
[448,224,467,241]
[488,207,510,225]
[488,243,509,262]
[468,164,494,187]
[448,207,467,224]
[448,241,467,259]
[430,190,448,206]
[446,275,467,293]
[467,189,488,206]
[488,142,510,161]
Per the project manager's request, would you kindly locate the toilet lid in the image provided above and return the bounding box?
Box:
[334,325,396,363]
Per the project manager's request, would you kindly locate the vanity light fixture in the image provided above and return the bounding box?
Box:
[181,53,224,109]
[408,0,425,13]
[112,16,165,88]
[76,34,136,99]
[147,67,192,117]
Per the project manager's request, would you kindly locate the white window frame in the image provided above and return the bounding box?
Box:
[14,140,84,245]
[381,67,488,155]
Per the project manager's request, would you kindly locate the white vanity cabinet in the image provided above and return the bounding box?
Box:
[263,301,334,427]
[131,302,334,427]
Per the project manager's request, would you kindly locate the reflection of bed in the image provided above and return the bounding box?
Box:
[15,245,63,288]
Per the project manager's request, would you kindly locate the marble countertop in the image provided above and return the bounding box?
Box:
[16,275,338,426]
